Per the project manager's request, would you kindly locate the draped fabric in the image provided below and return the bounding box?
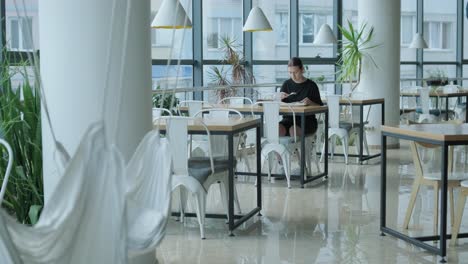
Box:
[0,123,173,262]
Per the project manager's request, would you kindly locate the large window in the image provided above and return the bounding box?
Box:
[276,12,289,45]
[206,17,243,49]
[150,0,193,60]
[203,0,243,60]
[400,0,417,61]
[423,0,456,61]
[5,0,38,51]
[253,0,289,60]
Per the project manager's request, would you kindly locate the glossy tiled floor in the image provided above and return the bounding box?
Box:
[156,143,468,263]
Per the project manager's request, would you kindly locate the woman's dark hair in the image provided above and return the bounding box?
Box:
[288,57,304,69]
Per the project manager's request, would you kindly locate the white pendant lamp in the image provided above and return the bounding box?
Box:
[151,0,192,29]
[408,33,428,49]
[313,24,337,45]
[243,6,272,32]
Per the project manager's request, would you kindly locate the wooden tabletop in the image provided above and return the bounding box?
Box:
[382,124,468,142]
[155,116,261,132]
[322,97,385,105]
[401,91,468,97]
[180,103,328,114]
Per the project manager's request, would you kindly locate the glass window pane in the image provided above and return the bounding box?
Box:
[253,65,288,99]
[423,0,456,61]
[299,0,335,58]
[6,0,38,51]
[423,65,456,84]
[401,0,417,62]
[253,0,289,60]
[152,65,193,104]
[464,0,468,59]
[151,0,193,60]
[400,65,417,88]
[342,0,357,27]
[203,0,243,60]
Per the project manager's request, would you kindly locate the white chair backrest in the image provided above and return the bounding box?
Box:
[194,108,243,120]
[0,139,13,203]
[442,85,460,109]
[218,97,253,106]
[194,109,243,156]
[348,92,371,123]
[166,117,214,176]
[253,101,297,143]
[152,107,172,122]
[178,100,205,117]
[400,86,420,110]
[326,95,341,129]
[418,88,430,115]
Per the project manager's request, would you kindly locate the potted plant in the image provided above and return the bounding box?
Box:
[425,69,449,87]
[208,36,255,101]
[0,54,43,225]
[152,85,179,115]
[337,20,380,93]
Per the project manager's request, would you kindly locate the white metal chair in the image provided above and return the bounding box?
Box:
[167,116,233,239]
[254,101,299,188]
[320,95,349,164]
[438,85,461,120]
[152,107,173,122]
[416,87,441,123]
[451,180,468,245]
[400,86,420,122]
[341,92,371,160]
[403,140,467,237]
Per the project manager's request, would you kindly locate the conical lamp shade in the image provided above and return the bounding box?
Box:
[409,33,428,49]
[243,6,272,32]
[313,24,337,44]
[151,0,192,29]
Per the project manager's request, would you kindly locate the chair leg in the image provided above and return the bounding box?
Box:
[342,136,349,164]
[433,182,439,237]
[451,189,467,246]
[194,191,206,239]
[179,187,187,223]
[320,141,325,163]
[363,131,370,155]
[450,187,455,227]
[281,153,291,189]
[403,179,421,229]
[331,136,336,159]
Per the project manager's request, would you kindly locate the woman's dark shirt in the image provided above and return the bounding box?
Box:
[280,79,323,130]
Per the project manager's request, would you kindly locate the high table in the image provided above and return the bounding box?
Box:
[207,103,329,188]
[380,123,468,263]
[323,97,385,164]
[400,90,468,122]
[157,116,262,236]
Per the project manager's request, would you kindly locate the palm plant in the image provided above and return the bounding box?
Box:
[337,20,380,92]
[0,51,43,225]
[208,36,255,100]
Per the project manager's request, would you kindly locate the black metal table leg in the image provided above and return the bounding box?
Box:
[256,125,262,216]
[324,111,329,177]
[300,114,306,188]
[380,134,387,236]
[445,97,449,121]
[440,144,448,262]
[359,104,364,164]
[228,133,235,236]
[465,96,468,123]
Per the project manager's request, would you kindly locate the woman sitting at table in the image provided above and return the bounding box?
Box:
[279,57,323,137]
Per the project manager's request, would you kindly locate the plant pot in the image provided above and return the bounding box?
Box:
[426,79,449,86]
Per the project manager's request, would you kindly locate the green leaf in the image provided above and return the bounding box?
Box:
[28,204,42,225]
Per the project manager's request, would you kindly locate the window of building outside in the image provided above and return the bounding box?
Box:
[276,12,288,45]
[206,17,243,49]
[8,17,33,51]
[299,13,332,44]
[151,0,192,60]
[423,21,453,50]
[401,15,416,46]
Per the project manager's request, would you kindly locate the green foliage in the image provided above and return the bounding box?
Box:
[337,20,380,92]
[0,54,43,225]
[152,85,179,114]
[208,36,255,100]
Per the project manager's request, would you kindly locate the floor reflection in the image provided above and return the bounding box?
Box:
[157,141,468,263]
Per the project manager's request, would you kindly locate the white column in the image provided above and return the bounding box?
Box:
[357,0,400,146]
[39,0,152,201]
